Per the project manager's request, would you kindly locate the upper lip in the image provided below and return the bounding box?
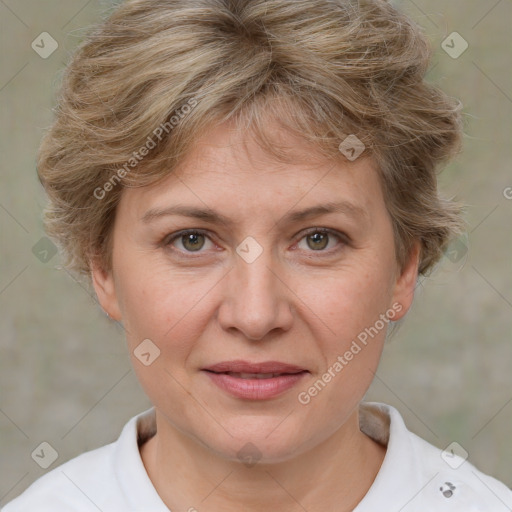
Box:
[203,360,308,374]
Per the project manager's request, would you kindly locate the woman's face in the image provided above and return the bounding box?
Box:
[92,119,419,463]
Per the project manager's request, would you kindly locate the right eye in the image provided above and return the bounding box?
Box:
[164,229,216,255]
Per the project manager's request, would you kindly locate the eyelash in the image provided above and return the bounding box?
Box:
[162,227,348,258]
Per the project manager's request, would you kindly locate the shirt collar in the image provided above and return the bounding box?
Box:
[354,401,427,511]
[113,407,168,511]
[114,402,425,511]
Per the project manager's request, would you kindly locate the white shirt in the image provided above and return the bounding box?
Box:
[3,402,512,511]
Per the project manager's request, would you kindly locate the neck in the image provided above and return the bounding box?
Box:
[140,406,386,512]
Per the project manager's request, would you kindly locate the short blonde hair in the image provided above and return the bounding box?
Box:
[37,0,465,278]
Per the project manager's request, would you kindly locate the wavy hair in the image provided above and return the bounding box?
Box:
[37,0,466,278]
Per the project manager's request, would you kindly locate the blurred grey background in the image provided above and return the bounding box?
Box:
[1,0,511,505]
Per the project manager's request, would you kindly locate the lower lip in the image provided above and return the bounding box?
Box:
[203,371,309,400]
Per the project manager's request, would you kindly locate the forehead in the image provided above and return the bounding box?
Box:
[118,119,383,223]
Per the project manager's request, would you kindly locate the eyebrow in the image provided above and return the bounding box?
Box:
[141,200,369,227]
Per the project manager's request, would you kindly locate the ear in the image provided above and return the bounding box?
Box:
[90,258,122,321]
[390,241,421,321]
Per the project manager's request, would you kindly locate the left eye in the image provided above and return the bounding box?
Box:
[164,228,344,255]
[296,228,343,252]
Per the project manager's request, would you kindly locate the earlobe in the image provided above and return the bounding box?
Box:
[90,259,122,321]
[390,241,421,321]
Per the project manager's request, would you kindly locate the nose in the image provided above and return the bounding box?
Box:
[216,244,294,341]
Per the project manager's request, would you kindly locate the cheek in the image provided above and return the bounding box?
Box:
[115,259,220,355]
[293,270,392,437]
[117,266,219,416]
[298,260,396,344]
[292,254,395,397]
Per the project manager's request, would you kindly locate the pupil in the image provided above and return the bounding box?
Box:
[184,233,204,251]
[308,232,327,250]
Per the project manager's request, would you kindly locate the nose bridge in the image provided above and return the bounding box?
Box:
[236,238,277,295]
[218,235,293,340]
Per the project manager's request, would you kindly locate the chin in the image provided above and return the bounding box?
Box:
[197,418,309,465]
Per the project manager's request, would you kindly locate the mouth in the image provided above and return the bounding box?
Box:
[202,360,308,374]
[208,371,305,379]
[201,360,309,400]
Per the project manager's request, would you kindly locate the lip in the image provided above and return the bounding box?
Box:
[202,360,309,400]
[203,360,307,374]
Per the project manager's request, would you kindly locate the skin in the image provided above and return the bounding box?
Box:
[92,118,420,512]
